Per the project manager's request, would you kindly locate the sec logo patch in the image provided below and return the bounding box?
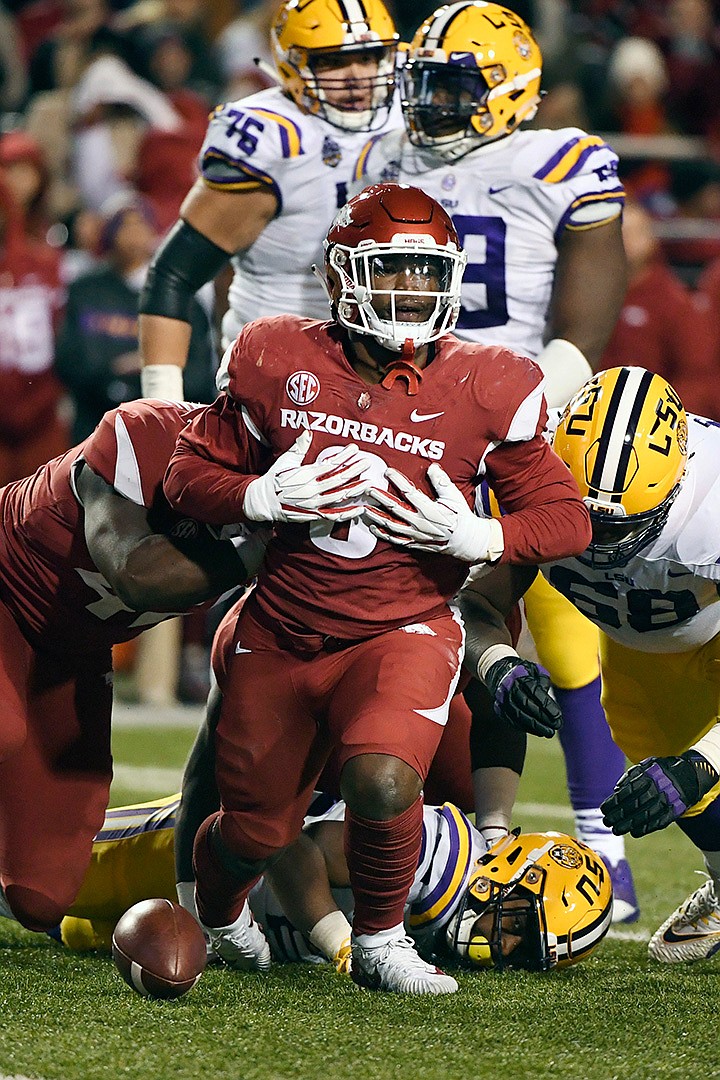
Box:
[286,370,320,406]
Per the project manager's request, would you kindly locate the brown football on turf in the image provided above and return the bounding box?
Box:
[112,898,206,999]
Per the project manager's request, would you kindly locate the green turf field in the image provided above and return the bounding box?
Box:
[0,724,716,1080]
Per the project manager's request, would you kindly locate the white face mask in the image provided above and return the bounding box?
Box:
[328,241,467,351]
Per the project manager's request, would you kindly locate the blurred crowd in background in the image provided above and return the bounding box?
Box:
[1,0,720,704]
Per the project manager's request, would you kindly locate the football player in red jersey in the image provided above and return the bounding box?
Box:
[163,183,591,995]
[0,400,265,936]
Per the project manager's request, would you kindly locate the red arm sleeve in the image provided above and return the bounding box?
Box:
[163,394,271,525]
[486,437,592,564]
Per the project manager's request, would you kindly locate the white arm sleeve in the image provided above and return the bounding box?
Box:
[535,339,593,409]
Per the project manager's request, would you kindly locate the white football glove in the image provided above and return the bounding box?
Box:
[364,464,504,564]
[243,430,370,524]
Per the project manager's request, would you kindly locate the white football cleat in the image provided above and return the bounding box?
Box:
[203,900,271,972]
[351,933,458,995]
[648,878,720,963]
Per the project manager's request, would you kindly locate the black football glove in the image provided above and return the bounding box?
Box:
[601,751,720,838]
[484,657,562,739]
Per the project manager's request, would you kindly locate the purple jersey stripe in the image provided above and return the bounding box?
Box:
[95,816,176,843]
[533,136,583,180]
[411,804,472,921]
[562,144,605,180]
[554,191,625,243]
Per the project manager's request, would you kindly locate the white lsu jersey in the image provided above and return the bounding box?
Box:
[200,87,402,350]
[353,126,625,359]
[542,414,720,653]
[248,798,484,964]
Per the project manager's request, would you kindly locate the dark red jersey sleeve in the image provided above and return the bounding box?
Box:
[82,400,194,507]
[164,394,271,525]
[486,437,592,563]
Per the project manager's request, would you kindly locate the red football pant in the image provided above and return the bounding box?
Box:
[0,600,113,930]
[198,602,465,928]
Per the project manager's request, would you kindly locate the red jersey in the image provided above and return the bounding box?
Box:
[600,261,718,420]
[165,316,590,639]
[0,399,200,655]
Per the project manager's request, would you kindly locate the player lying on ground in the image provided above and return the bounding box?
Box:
[57,790,613,976]
[54,589,605,975]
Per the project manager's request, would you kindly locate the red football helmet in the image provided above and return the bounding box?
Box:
[324,183,467,351]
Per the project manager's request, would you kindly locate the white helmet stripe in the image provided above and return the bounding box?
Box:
[337,0,370,31]
[592,366,652,499]
[421,0,471,49]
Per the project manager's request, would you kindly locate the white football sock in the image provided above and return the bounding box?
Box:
[574,808,626,865]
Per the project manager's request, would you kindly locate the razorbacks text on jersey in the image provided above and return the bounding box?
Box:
[200,86,402,355]
[353,126,624,358]
[165,313,591,640]
[542,414,720,652]
[0,400,201,653]
[61,793,484,961]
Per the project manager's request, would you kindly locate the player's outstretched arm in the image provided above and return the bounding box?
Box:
[539,218,627,408]
[458,565,562,739]
[265,824,352,968]
[139,182,277,399]
[77,461,262,611]
[601,751,720,837]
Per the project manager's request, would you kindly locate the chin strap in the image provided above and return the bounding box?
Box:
[380,338,424,395]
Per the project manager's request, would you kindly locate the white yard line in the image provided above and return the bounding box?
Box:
[112,702,204,729]
[607,927,651,942]
[112,763,184,790]
[514,800,574,820]
[111,766,579,825]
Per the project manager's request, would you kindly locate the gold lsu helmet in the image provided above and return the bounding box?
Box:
[401,1,542,160]
[446,830,613,971]
[553,366,689,569]
[271,0,398,132]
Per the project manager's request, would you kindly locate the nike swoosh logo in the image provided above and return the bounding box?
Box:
[235,645,252,654]
[410,409,444,422]
[488,184,512,195]
[661,927,720,943]
[667,569,691,577]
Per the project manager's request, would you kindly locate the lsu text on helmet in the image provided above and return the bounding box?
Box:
[324,182,467,351]
[446,830,613,971]
[553,366,689,569]
[401,1,542,161]
[271,0,398,131]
